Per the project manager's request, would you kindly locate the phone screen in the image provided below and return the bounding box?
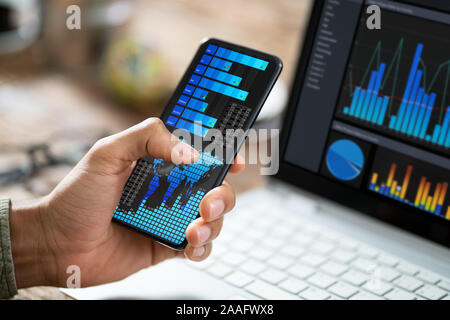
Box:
[113,39,282,249]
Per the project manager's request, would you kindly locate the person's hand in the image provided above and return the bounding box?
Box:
[10,118,244,288]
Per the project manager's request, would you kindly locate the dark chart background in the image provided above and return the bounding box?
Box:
[335,8,450,156]
[318,7,450,222]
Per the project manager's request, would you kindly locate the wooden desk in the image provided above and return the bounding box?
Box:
[1,0,311,299]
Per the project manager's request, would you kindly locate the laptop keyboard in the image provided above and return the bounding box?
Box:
[187,193,450,300]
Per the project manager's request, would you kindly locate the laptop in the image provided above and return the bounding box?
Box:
[63,0,450,300]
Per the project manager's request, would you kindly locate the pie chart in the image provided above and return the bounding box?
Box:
[326,139,364,181]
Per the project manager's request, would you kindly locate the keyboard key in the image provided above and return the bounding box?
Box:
[307,272,336,289]
[320,230,341,242]
[385,288,416,300]
[339,237,359,250]
[225,271,254,288]
[245,228,265,241]
[259,268,287,284]
[415,285,447,300]
[351,258,377,273]
[331,249,357,264]
[210,244,228,258]
[377,253,399,267]
[221,252,247,266]
[187,257,215,269]
[230,239,254,252]
[292,233,314,245]
[299,287,330,300]
[396,262,420,276]
[377,266,401,282]
[273,224,295,237]
[363,280,393,296]
[300,253,327,267]
[287,264,315,279]
[267,255,294,270]
[281,244,305,258]
[303,223,322,234]
[416,271,441,284]
[320,261,349,277]
[207,263,233,278]
[239,259,267,275]
[350,291,383,300]
[437,280,450,291]
[393,275,424,292]
[342,269,369,286]
[262,236,284,249]
[249,247,273,260]
[278,278,309,294]
[246,280,300,300]
[358,245,379,259]
[329,282,359,299]
[311,241,335,255]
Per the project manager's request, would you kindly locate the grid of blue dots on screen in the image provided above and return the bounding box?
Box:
[113,152,223,244]
[114,190,205,244]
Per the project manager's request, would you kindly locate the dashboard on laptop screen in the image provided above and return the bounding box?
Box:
[283,0,450,224]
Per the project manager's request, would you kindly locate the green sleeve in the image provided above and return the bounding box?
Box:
[0,198,17,299]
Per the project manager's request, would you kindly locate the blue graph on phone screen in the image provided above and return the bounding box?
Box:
[114,152,223,244]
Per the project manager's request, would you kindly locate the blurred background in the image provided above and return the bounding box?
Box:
[0,0,311,298]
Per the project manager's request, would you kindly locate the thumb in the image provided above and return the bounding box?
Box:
[88,118,199,169]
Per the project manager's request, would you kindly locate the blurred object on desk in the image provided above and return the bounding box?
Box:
[0,0,135,84]
[42,0,134,70]
[0,0,44,82]
[101,35,172,113]
[0,0,42,55]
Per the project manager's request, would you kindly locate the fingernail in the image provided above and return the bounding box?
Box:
[197,226,211,243]
[193,246,205,257]
[180,144,199,163]
[210,199,225,219]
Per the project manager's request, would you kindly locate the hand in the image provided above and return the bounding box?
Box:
[10,118,244,288]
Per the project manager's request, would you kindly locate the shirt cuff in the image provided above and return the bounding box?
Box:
[0,198,18,299]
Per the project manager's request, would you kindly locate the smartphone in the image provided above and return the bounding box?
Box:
[113,38,282,249]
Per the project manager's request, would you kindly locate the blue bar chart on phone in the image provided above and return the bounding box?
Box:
[165,43,269,138]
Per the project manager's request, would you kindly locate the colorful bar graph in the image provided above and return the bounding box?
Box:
[175,119,209,137]
[215,47,269,70]
[400,70,423,132]
[193,88,208,100]
[167,43,270,140]
[400,165,412,199]
[187,98,208,112]
[360,71,377,120]
[209,57,232,71]
[395,43,423,130]
[204,67,242,86]
[198,77,249,101]
[181,109,217,128]
[341,43,450,149]
[370,163,449,218]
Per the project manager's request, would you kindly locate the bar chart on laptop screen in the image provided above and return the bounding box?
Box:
[368,147,450,220]
[335,8,450,155]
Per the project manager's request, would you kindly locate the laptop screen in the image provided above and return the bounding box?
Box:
[282,0,450,228]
